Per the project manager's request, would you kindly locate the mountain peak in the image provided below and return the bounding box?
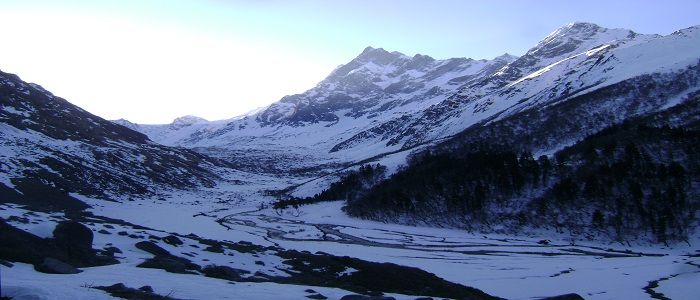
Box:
[565,21,602,30]
[527,22,636,59]
[326,46,408,79]
[360,46,378,54]
[170,115,208,129]
[356,46,407,65]
[494,53,518,62]
[671,24,700,36]
[412,53,435,61]
[111,118,141,131]
[113,118,135,125]
[545,22,606,41]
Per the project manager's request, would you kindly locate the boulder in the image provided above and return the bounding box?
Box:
[137,255,201,274]
[135,241,171,257]
[53,221,94,261]
[202,265,250,281]
[35,257,81,274]
[53,221,93,249]
[1,220,117,268]
[163,235,183,246]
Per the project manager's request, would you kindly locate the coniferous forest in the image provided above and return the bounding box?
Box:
[291,122,699,243]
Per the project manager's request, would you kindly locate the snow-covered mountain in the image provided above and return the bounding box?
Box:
[119,47,517,175]
[122,23,700,184]
[3,22,700,300]
[0,71,506,300]
[392,22,699,151]
[0,70,229,207]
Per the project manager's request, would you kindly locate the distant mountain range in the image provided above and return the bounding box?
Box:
[116,22,700,183]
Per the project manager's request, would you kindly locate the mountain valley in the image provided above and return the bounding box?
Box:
[2,22,700,300]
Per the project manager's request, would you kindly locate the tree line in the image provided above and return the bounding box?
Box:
[291,123,698,243]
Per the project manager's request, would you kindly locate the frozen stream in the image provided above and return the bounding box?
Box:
[216,202,700,300]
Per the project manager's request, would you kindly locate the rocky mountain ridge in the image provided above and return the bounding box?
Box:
[0,70,231,209]
[120,23,700,184]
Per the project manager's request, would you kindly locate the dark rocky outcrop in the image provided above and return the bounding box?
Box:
[0,220,117,273]
[277,250,500,300]
[162,235,183,246]
[34,257,81,274]
[0,180,89,212]
[53,221,95,257]
[95,283,179,300]
[201,265,250,281]
[540,293,585,300]
[339,295,396,300]
[135,241,172,257]
[135,241,201,274]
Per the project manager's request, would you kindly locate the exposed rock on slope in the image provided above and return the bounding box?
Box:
[0,70,228,208]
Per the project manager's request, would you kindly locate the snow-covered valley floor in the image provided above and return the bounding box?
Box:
[2,185,699,300]
[232,202,700,300]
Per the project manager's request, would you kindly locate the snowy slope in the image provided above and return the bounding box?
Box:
[4,197,697,300]
[121,23,700,187]
[0,70,505,299]
[118,48,517,176]
[388,22,698,149]
[0,70,228,204]
[415,24,700,155]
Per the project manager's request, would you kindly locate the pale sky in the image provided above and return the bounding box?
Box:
[0,0,698,124]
